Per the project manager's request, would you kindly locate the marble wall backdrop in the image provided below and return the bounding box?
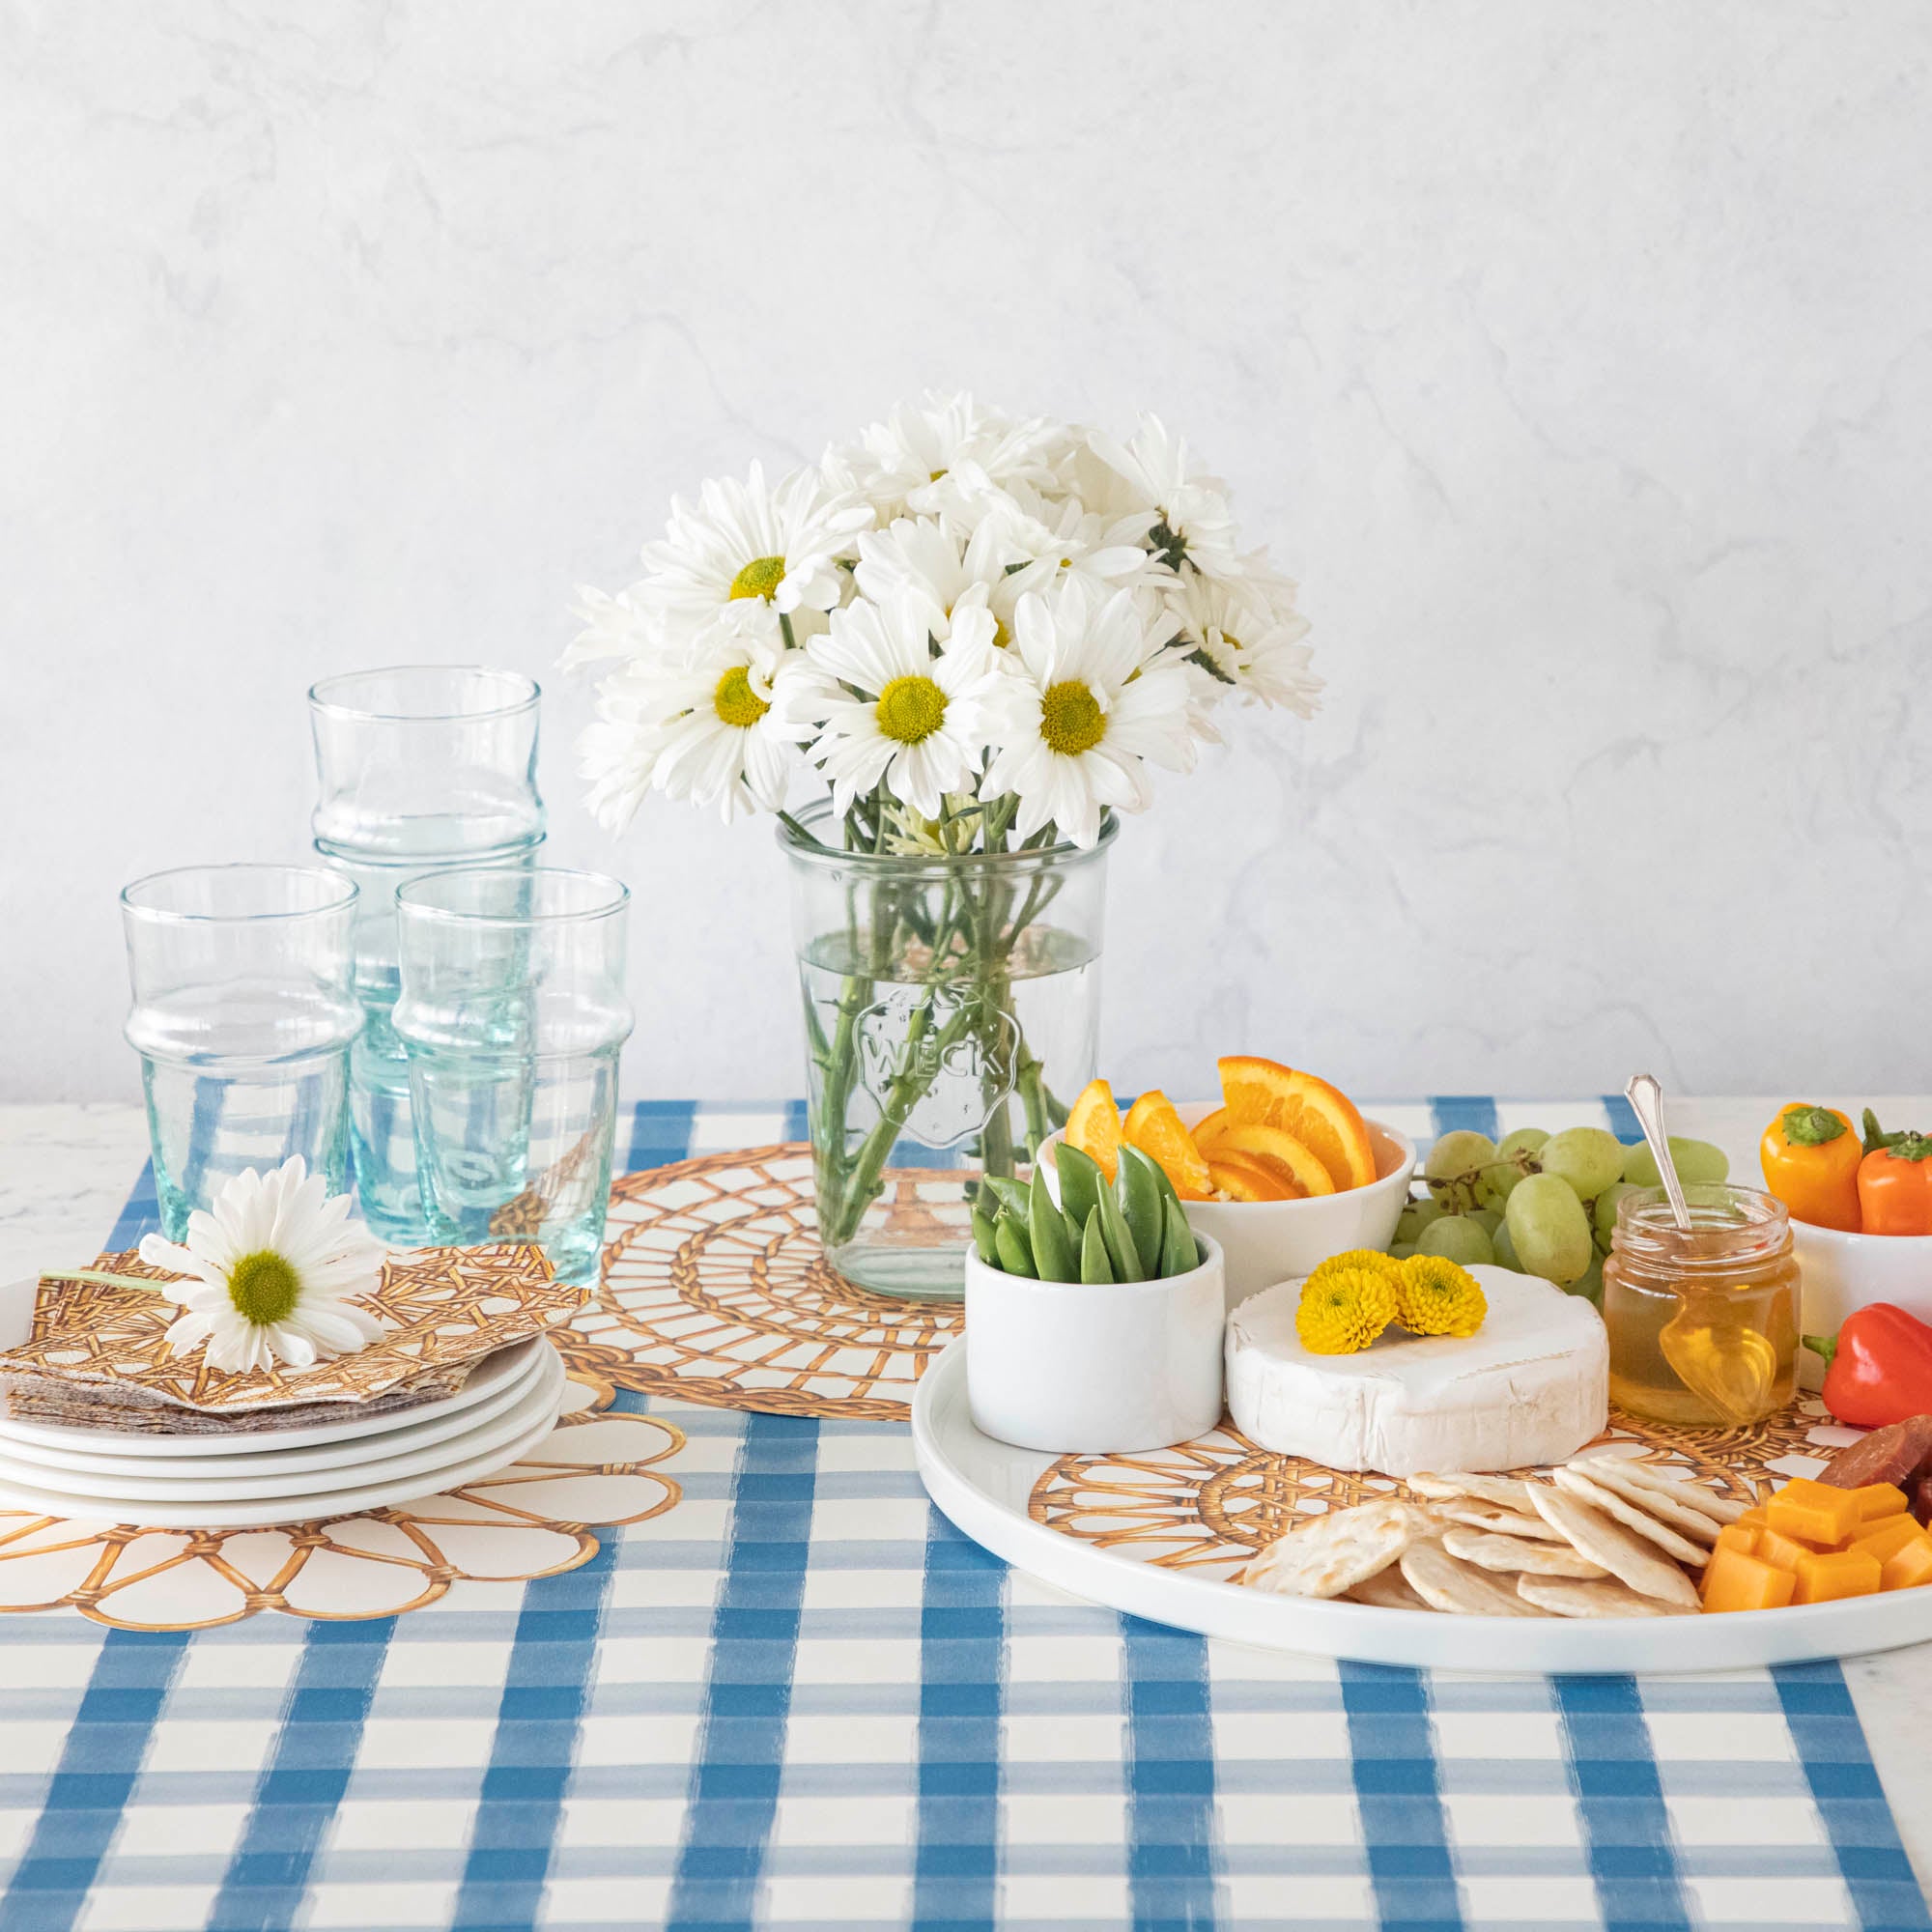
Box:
[5,2,1930,1105]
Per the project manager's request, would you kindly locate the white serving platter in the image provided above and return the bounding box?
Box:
[911,1337,1932,1674]
[0,1345,567,1529]
[0,1273,543,1456]
[0,1345,562,1502]
[0,1336,546,1480]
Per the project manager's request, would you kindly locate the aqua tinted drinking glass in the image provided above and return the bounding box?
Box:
[393,867,631,1286]
[122,865,362,1241]
[309,668,546,1244]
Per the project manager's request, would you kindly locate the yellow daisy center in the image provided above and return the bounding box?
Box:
[713,666,770,728]
[228,1249,301,1327]
[727,554,786,602]
[875,674,948,746]
[1039,679,1106,755]
[991,616,1011,649]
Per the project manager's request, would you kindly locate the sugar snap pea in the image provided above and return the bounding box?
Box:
[969,1206,999,1267]
[1055,1142,1104,1232]
[1080,1207,1115,1283]
[983,1176,1031,1220]
[1159,1195,1200,1277]
[1118,1146,1166,1273]
[1029,1169,1078,1282]
[993,1210,1037,1278]
[1096,1173,1147,1281]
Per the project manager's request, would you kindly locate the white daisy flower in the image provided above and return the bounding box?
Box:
[827,392,1067,522]
[580,621,795,830]
[1164,558,1322,717]
[853,514,1025,650]
[980,582,1196,849]
[998,482,1162,606]
[776,596,1006,820]
[637,461,871,642]
[137,1158,384,1377]
[558,584,656,672]
[1086,413,1243,580]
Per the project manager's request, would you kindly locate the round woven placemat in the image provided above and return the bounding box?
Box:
[554,1145,965,1420]
[1026,1396,1854,1579]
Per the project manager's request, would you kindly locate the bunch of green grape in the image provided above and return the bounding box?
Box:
[1390,1126,1729,1305]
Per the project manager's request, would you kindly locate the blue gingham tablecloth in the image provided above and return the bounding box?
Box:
[1,1098,1927,1932]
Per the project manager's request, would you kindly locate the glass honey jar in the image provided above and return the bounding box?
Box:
[1602,1183,1800,1428]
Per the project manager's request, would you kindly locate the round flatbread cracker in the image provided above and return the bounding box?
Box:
[1440,1526,1609,1578]
[1433,1500,1569,1542]
[1552,1466,1712,1563]
[1569,1454,1741,1528]
[1243,1500,1424,1600]
[1517,1573,1697,1618]
[1527,1486,1702,1608]
[1399,1540,1548,1615]
[1407,1471,1538,1513]
[1347,1565,1433,1611]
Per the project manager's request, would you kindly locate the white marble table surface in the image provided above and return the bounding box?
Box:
[2,1097,1928,1900]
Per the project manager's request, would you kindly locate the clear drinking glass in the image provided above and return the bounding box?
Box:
[121,865,363,1241]
[309,668,546,1244]
[392,867,632,1286]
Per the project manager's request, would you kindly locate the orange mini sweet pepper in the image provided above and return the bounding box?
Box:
[1858,1133,1932,1236]
[1759,1104,1861,1232]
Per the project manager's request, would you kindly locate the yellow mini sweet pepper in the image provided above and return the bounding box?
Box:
[1760,1103,1862,1232]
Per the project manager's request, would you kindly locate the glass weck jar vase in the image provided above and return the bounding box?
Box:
[781,800,1115,1301]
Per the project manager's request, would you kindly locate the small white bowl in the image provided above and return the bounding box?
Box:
[1039,1103,1415,1313]
[1792,1219,1932,1383]
[963,1235,1225,1453]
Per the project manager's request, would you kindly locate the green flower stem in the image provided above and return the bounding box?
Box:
[38,1268,168,1293]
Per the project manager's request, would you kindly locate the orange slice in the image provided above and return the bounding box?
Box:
[1065,1078,1123,1181]
[1122,1089,1213,1199]
[1208,1152,1295,1202]
[1217,1057,1377,1191]
[1212,1122,1336,1198]
[1190,1105,1231,1149]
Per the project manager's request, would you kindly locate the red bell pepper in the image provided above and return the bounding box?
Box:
[1804,1303,1932,1429]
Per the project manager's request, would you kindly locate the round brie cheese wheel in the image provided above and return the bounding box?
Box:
[1225,1265,1609,1477]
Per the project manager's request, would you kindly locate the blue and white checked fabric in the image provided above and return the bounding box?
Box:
[0,1098,1926,1932]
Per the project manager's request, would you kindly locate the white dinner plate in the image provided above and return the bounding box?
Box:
[0,1345,563,1503]
[0,1272,546,1456]
[0,1347,568,1529]
[0,1338,546,1481]
[911,1336,1932,1675]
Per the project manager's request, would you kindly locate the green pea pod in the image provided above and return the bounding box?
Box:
[969,1206,999,1267]
[1029,1169,1079,1282]
[1117,1145,1167,1274]
[1080,1207,1115,1283]
[1096,1174,1147,1281]
[983,1176,1031,1220]
[1056,1143,1104,1233]
[1159,1195,1200,1278]
[993,1210,1037,1278]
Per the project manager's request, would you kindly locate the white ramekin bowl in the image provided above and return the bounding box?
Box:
[1792,1219,1932,1384]
[963,1234,1225,1453]
[1039,1102,1415,1313]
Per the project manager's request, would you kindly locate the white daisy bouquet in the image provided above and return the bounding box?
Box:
[568,395,1319,1269]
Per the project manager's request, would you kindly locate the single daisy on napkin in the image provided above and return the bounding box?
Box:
[138,1158,385,1375]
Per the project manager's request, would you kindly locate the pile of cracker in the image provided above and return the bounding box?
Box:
[1243,1455,1747,1617]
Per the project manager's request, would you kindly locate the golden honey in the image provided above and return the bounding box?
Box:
[1602,1184,1799,1427]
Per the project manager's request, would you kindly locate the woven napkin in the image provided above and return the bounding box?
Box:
[2,1243,582,1435]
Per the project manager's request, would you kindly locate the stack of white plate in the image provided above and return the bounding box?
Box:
[0,1325,567,1529]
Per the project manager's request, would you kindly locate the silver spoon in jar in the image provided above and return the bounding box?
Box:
[1625,1071,1694,1234]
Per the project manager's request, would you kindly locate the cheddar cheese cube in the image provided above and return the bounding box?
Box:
[1792,1547,1882,1605]
[1755,1527,1819,1573]
[1879,1533,1932,1593]
[1699,1548,1798,1614]
[1736,1503,1770,1531]
[1766,1478,1861,1549]
[1852,1514,1925,1567]
[1713,1521,1759,1558]
[1849,1482,1910,1521]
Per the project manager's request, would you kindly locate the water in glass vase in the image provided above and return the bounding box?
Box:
[797,923,1099,1299]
